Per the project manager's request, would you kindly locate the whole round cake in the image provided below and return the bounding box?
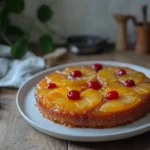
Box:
[35,63,150,128]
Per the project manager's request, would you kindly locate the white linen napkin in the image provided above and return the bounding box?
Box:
[0,45,45,88]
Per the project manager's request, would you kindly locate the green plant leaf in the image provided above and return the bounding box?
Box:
[11,37,29,59]
[5,25,24,43]
[0,7,9,15]
[0,8,10,29]
[37,5,53,22]
[5,0,24,13]
[38,34,53,53]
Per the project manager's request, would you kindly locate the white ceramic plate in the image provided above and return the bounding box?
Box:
[16,61,150,142]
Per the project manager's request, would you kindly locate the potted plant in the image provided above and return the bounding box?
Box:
[0,0,54,58]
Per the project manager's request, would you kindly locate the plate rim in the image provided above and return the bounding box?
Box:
[16,60,150,141]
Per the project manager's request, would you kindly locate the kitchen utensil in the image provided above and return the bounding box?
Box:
[67,35,108,54]
[113,14,132,51]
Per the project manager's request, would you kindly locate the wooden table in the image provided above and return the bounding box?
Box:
[1,50,150,150]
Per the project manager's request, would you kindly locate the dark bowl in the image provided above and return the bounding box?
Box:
[67,35,108,54]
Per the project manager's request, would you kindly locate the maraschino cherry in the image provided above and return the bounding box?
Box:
[67,90,80,100]
[116,69,126,76]
[124,79,135,87]
[106,90,119,100]
[88,81,102,90]
[70,70,82,78]
[47,83,57,89]
[92,63,103,71]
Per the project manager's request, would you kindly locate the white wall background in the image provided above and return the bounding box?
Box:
[11,0,150,44]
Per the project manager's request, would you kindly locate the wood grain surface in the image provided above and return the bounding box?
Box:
[0,50,150,150]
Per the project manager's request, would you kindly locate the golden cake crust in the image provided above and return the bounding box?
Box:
[35,65,150,128]
[35,94,150,128]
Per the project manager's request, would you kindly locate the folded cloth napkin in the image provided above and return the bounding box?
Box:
[0,45,45,88]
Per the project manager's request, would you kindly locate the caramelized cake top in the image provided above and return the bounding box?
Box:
[35,64,150,114]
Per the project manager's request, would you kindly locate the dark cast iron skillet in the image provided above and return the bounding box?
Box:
[67,35,109,54]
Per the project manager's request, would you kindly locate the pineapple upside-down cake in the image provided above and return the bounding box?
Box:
[35,64,150,128]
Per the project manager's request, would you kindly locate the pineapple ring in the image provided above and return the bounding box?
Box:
[46,72,72,87]
[97,67,146,85]
[97,67,120,85]
[118,68,146,84]
[42,88,102,113]
[62,66,96,81]
[100,85,141,113]
[46,66,96,87]
[35,78,50,99]
[132,82,150,95]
